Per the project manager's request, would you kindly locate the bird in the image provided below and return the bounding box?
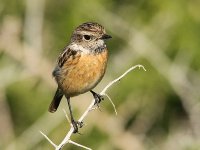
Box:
[48,22,112,133]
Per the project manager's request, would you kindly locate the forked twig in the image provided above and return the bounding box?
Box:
[40,64,146,150]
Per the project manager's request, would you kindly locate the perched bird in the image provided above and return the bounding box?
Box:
[49,22,112,133]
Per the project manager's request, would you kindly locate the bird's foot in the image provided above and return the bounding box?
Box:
[90,91,104,107]
[71,120,84,134]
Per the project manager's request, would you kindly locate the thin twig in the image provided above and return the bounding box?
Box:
[101,65,146,95]
[103,93,117,115]
[69,140,92,150]
[42,64,146,149]
[40,131,57,148]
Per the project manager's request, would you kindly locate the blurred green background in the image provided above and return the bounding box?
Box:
[1,0,200,149]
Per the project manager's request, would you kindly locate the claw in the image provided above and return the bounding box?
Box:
[90,91,104,106]
[77,121,84,128]
[71,120,78,133]
[71,120,84,133]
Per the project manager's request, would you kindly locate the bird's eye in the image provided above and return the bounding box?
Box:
[83,35,91,40]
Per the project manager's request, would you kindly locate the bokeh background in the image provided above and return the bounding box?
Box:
[1,0,200,149]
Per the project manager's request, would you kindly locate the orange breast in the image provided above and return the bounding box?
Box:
[60,50,108,97]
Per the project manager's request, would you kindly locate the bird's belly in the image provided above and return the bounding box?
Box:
[60,51,107,97]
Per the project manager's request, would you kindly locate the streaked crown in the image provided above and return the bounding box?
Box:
[75,22,105,34]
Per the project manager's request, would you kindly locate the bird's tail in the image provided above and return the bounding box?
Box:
[48,88,63,113]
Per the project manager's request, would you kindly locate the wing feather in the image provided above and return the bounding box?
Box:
[58,47,78,67]
[52,47,81,78]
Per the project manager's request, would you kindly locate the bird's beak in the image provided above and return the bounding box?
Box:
[100,34,112,40]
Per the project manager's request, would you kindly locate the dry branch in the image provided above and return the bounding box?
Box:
[41,64,146,150]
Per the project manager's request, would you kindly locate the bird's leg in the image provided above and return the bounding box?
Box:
[90,90,104,107]
[66,97,83,133]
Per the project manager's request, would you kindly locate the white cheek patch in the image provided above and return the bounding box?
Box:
[96,39,104,46]
[69,43,90,54]
[94,39,106,51]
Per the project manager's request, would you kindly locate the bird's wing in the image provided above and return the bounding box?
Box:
[57,47,80,68]
[52,47,81,76]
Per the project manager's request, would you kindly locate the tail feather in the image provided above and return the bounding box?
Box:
[48,88,63,113]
